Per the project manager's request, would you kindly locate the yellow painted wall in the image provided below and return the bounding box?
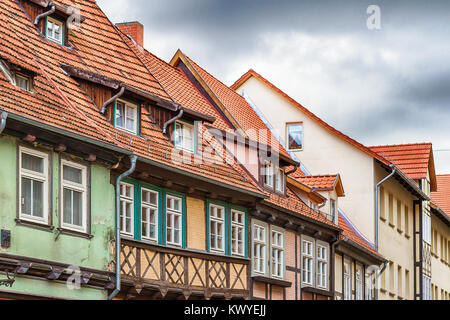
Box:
[431,215,450,300]
[186,197,206,251]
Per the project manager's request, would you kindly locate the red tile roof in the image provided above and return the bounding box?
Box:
[369,143,437,191]
[0,0,263,196]
[431,174,450,217]
[292,175,337,191]
[338,213,383,258]
[231,69,390,166]
[171,53,294,164]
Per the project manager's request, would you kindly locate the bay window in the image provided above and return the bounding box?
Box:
[231,210,245,256]
[253,222,267,275]
[166,195,182,246]
[19,147,49,224]
[60,159,88,232]
[210,204,225,253]
[302,239,314,286]
[271,229,284,279]
[317,244,328,289]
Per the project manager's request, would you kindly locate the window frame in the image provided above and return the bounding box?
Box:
[165,194,183,247]
[18,146,50,225]
[252,220,268,276]
[114,98,139,135]
[263,161,274,188]
[209,203,226,254]
[60,158,88,233]
[343,260,352,300]
[270,226,285,280]
[302,237,314,287]
[355,266,363,300]
[231,209,246,257]
[274,167,285,193]
[286,122,304,151]
[316,242,329,290]
[119,182,135,237]
[45,16,65,45]
[15,73,32,91]
[173,120,196,153]
[140,187,159,242]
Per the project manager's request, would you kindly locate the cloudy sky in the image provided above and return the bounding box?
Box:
[98,0,450,174]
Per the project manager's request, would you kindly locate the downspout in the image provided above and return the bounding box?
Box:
[100,86,125,115]
[285,164,299,176]
[375,164,395,251]
[0,111,7,134]
[108,154,137,301]
[162,106,183,134]
[34,1,55,26]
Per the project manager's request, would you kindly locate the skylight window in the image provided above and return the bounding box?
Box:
[46,16,64,45]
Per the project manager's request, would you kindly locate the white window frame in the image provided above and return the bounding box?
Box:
[270,227,285,279]
[166,195,183,247]
[252,220,267,276]
[263,161,274,188]
[141,188,159,242]
[316,243,329,290]
[60,159,88,233]
[343,261,352,300]
[15,73,31,91]
[119,182,134,237]
[115,99,138,135]
[274,167,285,193]
[209,204,225,253]
[355,267,363,300]
[286,122,303,151]
[302,237,314,286]
[46,16,64,45]
[19,146,49,225]
[231,209,245,257]
[174,120,195,153]
[365,272,374,300]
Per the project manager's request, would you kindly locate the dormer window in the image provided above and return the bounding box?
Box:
[15,73,32,92]
[174,121,195,153]
[275,167,285,193]
[263,161,274,188]
[45,16,64,45]
[115,99,138,135]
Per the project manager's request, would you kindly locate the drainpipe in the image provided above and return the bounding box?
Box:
[375,164,396,251]
[108,154,138,301]
[0,111,7,134]
[100,86,125,115]
[162,106,183,134]
[34,1,55,26]
[285,164,299,176]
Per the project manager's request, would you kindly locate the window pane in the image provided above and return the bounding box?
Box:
[72,190,82,226]
[22,153,44,173]
[116,102,125,128]
[287,123,303,150]
[63,188,72,224]
[63,165,82,184]
[21,177,32,215]
[32,180,43,217]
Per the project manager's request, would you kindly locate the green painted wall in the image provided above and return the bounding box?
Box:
[0,135,115,299]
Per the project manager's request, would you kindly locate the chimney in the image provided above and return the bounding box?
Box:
[116,21,144,47]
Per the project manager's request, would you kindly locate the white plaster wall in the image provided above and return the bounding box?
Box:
[236,78,375,242]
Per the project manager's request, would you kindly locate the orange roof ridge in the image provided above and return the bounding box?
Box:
[368,142,432,148]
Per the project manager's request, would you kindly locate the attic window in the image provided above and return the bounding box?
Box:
[15,73,32,91]
[45,16,64,45]
[115,99,139,135]
[174,121,195,153]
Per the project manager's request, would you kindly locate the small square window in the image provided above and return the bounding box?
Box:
[286,123,303,151]
[115,99,138,134]
[46,16,64,45]
[15,74,32,91]
[174,121,195,153]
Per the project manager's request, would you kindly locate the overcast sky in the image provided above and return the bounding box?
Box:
[98,0,450,174]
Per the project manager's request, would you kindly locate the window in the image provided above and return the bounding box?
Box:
[355,268,363,300]
[330,199,337,223]
[405,269,410,299]
[274,167,285,193]
[388,193,394,226]
[302,239,314,286]
[423,211,431,244]
[60,160,87,232]
[397,265,403,298]
[317,245,328,289]
[263,161,274,188]
[286,123,303,151]
[389,261,395,294]
[119,182,134,236]
[166,195,182,246]
[423,275,432,300]
[15,74,31,91]
[380,186,386,221]
[365,272,374,300]
[271,229,284,279]
[19,147,49,224]
[209,204,225,253]
[397,200,402,233]
[174,121,195,153]
[141,188,158,241]
[231,210,245,256]
[343,261,351,300]
[253,222,267,275]
[404,206,410,237]
[46,16,64,45]
[115,99,138,134]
